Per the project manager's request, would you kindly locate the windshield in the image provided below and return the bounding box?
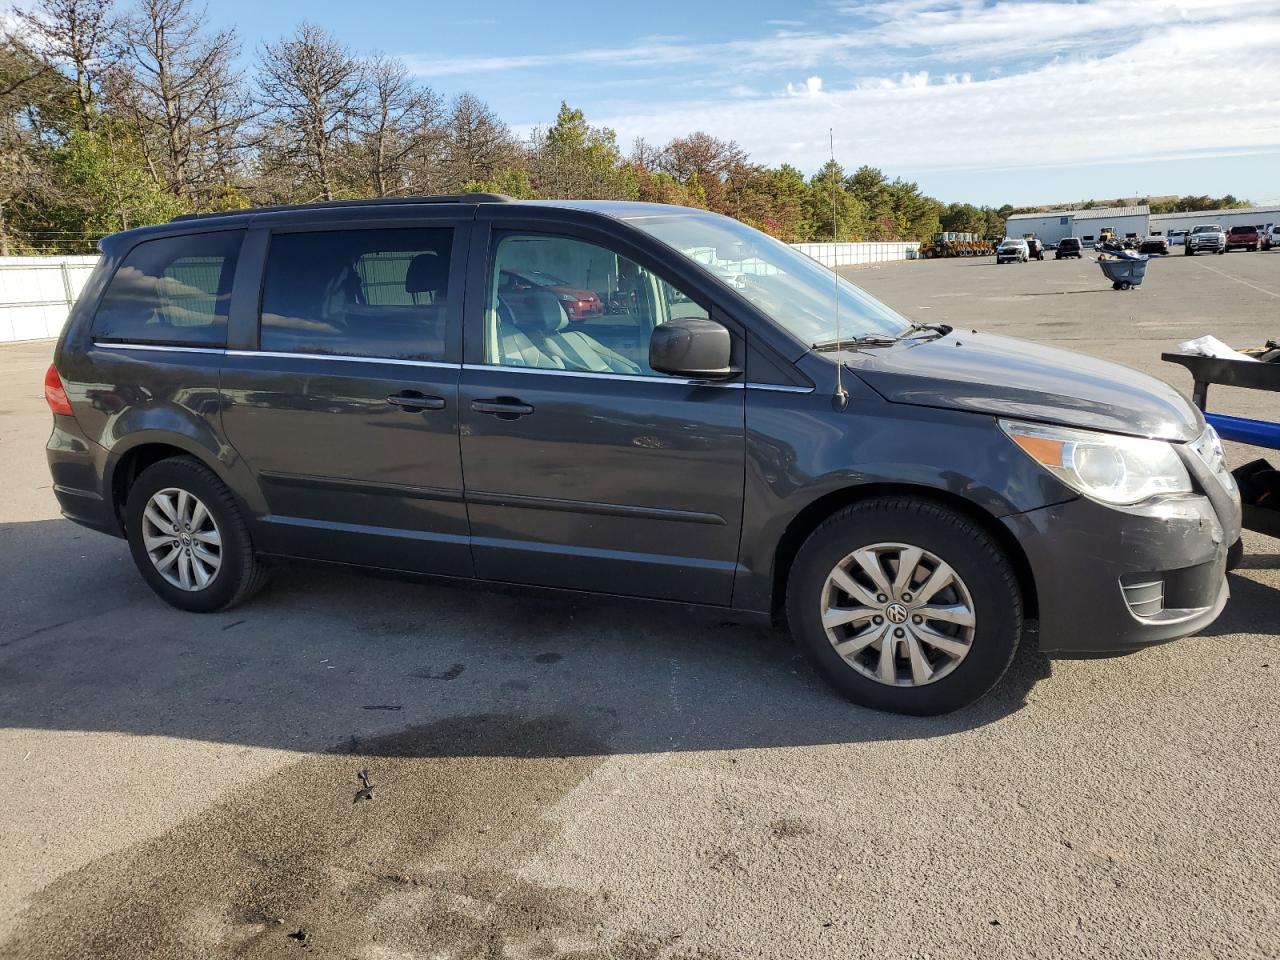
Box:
[623,210,912,344]
[1193,226,1221,233]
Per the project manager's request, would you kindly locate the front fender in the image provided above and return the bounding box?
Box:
[734,389,1073,612]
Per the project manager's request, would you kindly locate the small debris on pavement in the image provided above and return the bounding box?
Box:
[354,768,375,804]
[361,704,402,711]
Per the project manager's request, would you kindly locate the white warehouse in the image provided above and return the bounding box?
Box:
[1005,204,1280,245]
[1004,205,1150,245]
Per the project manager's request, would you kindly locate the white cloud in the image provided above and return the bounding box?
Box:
[785,76,824,97]
[404,0,1277,79]
[596,15,1280,174]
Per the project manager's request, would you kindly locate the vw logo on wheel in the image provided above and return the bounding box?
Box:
[886,602,909,624]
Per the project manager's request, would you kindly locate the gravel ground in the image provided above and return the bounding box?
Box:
[1,248,1277,959]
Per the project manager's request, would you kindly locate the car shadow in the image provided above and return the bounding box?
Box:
[0,518,1052,758]
[1194,570,1280,638]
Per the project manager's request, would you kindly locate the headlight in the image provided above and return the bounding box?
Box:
[999,419,1192,505]
[1188,424,1237,494]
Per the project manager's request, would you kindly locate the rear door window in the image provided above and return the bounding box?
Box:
[259,228,454,362]
[93,231,243,346]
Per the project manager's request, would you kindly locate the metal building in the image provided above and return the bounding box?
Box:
[1005,204,1280,245]
[1003,205,1150,245]
[1149,206,1280,237]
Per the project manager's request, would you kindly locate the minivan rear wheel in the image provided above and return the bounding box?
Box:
[786,498,1022,715]
[125,457,267,612]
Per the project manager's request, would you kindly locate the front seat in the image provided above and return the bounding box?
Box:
[506,288,640,375]
[405,252,448,304]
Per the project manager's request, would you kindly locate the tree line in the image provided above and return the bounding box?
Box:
[0,0,1254,256]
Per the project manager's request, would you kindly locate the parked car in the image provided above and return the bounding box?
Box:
[1026,238,1045,261]
[1185,224,1227,256]
[1224,225,1262,253]
[1167,230,1189,247]
[996,239,1029,263]
[1267,225,1280,250]
[499,267,604,320]
[1138,236,1169,255]
[44,194,1241,716]
[1054,237,1083,259]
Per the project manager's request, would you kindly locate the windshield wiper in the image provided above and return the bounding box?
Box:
[811,334,898,351]
[811,323,950,352]
[900,322,951,340]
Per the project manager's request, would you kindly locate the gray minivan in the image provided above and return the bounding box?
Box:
[44,195,1241,714]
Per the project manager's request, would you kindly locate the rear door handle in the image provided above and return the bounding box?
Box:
[471,397,535,418]
[387,392,446,411]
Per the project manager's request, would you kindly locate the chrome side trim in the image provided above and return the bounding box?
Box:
[746,383,815,394]
[459,363,744,388]
[94,341,225,355]
[225,349,459,369]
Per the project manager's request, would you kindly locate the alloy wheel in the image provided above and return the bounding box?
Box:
[820,541,976,687]
[141,487,223,591]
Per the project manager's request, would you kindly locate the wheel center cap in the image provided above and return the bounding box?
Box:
[180,533,192,546]
[886,602,909,624]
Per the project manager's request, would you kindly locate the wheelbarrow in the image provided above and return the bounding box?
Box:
[1098,254,1148,290]
[1163,351,1280,550]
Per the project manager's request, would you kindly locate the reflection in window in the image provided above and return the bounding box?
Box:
[485,232,708,377]
[93,232,243,346]
[260,228,452,361]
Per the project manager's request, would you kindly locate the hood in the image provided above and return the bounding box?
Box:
[843,330,1203,442]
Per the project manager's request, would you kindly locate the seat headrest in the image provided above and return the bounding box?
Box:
[405,253,449,296]
[505,288,567,333]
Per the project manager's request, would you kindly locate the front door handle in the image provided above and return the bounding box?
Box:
[471,397,535,418]
[387,392,446,411]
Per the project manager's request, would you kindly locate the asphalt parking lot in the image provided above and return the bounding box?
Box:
[1,249,1278,959]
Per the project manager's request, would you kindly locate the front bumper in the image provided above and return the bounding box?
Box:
[1004,491,1237,656]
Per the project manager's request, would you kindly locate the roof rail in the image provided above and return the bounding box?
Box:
[170,192,512,223]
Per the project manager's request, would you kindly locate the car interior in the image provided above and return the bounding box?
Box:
[259,231,451,362]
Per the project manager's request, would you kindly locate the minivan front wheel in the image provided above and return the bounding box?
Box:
[786,498,1022,715]
[125,457,267,612]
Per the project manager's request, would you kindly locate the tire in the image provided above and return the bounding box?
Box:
[124,456,268,612]
[1185,248,1193,256]
[785,497,1022,715]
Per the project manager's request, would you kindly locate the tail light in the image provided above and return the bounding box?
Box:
[44,364,74,417]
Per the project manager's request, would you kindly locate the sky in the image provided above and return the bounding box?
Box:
[69,0,1280,206]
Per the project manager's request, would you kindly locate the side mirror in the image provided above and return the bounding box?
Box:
[649,318,736,380]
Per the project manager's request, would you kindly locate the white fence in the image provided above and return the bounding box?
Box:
[791,242,920,267]
[0,242,923,344]
[0,256,99,343]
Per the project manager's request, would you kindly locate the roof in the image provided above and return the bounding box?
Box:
[99,196,717,250]
[1149,205,1280,221]
[1006,204,1149,222]
[1069,205,1150,221]
[169,192,513,223]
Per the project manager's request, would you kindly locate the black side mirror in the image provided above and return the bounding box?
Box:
[649,318,735,380]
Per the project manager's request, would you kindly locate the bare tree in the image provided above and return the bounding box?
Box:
[14,0,113,131]
[442,92,516,191]
[359,54,442,197]
[257,23,366,201]
[110,0,248,202]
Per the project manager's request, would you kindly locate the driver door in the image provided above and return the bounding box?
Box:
[458,226,746,605]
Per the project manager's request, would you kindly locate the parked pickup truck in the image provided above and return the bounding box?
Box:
[1224,225,1262,252]
[1185,224,1226,256]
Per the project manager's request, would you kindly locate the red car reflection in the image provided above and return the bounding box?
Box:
[499,268,603,320]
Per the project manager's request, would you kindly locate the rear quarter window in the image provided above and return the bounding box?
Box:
[92,231,243,347]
